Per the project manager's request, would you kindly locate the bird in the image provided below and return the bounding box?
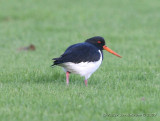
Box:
[52,36,122,86]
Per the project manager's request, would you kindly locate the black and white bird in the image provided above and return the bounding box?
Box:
[52,36,121,86]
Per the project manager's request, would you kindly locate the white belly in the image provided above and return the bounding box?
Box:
[60,50,102,79]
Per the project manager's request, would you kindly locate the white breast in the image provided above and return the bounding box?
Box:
[60,50,102,79]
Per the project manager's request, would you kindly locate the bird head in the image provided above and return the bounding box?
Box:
[85,36,122,58]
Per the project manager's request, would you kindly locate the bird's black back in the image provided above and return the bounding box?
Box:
[52,42,103,66]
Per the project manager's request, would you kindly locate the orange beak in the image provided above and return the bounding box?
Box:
[103,45,122,58]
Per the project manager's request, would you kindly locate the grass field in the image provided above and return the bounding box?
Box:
[0,0,160,121]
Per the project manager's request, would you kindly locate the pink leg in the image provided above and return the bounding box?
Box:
[66,72,70,85]
[85,80,88,86]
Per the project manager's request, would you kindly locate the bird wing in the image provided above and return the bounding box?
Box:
[52,43,101,65]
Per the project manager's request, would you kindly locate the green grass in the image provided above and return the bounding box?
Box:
[0,0,160,121]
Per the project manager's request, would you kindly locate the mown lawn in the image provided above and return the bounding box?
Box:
[0,0,160,121]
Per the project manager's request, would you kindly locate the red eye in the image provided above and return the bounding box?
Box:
[97,41,101,43]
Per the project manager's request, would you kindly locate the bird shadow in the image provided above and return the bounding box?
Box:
[34,72,87,86]
[33,71,65,84]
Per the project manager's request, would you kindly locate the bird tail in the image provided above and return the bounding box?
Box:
[51,57,62,67]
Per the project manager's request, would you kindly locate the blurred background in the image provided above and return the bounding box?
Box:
[0,0,160,68]
[0,0,160,121]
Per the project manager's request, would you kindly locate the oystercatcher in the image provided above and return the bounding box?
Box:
[52,36,121,86]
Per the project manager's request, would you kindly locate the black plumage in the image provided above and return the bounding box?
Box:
[52,42,103,66]
[52,36,105,66]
